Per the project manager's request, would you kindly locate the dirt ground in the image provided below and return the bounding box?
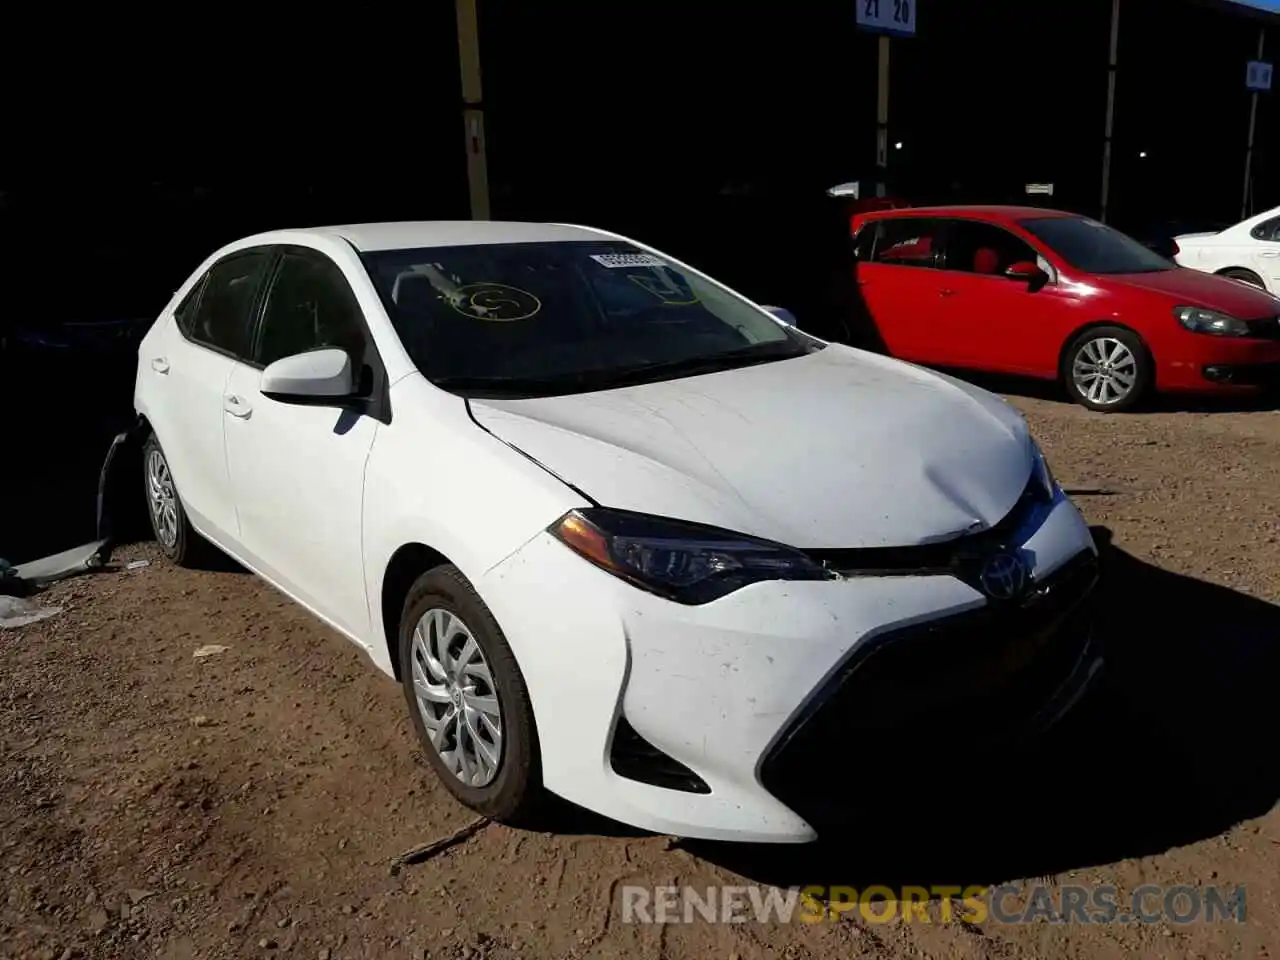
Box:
[4,391,1280,960]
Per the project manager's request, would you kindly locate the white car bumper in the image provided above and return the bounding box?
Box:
[477,489,1099,843]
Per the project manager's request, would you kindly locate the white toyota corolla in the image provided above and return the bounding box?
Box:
[134,221,1102,843]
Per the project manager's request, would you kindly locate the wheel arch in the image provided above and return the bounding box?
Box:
[1213,265,1266,286]
[380,542,454,680]
[1058,320,1156,389]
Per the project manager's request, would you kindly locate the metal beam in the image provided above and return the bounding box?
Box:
[875,35,890,198]
[1099,0,1122,223]
[456,0,490,220]
[1242,27,1266,220]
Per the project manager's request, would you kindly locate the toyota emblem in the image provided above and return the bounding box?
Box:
[979,552,1028,601]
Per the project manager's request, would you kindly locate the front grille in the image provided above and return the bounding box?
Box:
[758,549,1098,828]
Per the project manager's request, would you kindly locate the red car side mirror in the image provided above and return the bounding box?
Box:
[1005,260,1042,280]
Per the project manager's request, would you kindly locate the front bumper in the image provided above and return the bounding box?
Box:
[1161,330,1280,392]
[478,490,1098,843]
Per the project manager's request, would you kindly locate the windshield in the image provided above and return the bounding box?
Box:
[361,240,818,397]
[1018,217,1175,275]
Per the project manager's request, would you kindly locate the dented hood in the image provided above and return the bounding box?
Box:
[469,345,1035,549]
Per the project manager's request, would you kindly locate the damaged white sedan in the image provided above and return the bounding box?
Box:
[134,221,1101,843]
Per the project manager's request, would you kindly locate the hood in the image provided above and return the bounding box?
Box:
[1108,268,1280,318]
[469,346,1035,549]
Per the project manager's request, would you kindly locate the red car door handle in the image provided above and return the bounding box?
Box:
[939,288,959,297]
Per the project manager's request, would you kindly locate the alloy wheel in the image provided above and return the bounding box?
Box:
[410,608,504,787]
[1072,337,1138,407]
[146,448,179,548]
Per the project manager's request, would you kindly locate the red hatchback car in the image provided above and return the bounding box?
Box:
[850,205,1280,411]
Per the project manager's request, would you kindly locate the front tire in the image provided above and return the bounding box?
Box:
[142,434,211,567]
[398,565,541,824]
[1061,326,1153,413]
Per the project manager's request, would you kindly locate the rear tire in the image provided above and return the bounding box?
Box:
[142,434,212,567]
[398,565,542,824]
[1218,268,1266,289]
[1061,326,1153,413]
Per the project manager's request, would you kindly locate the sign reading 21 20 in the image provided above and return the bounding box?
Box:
[856,0,916,36]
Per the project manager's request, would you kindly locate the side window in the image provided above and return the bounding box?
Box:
[255,251,370,373]
[942,221,1039,276]
[866,219,944,268]
[188,251,272,359]
[1250,217,1280,243]
[172,276,205,337]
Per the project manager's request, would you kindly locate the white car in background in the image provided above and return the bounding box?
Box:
[134,221,1101,843]
[1173,206,1280,293]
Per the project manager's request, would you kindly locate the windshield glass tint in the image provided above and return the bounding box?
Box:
[1018,217,1173,274]
[361,241,814,396]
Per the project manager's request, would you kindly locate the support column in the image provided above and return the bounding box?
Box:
[1242,27,1266,221]
[875,35,891,198]
[1099,0,1121,223]
[456,0,490,220]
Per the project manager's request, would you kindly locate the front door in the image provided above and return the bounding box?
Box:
[222,246,383,641]
[929,218,1074,376]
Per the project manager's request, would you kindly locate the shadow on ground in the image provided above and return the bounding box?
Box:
[682,527,1280,895]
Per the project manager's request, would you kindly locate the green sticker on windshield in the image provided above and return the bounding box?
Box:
[625,270,699,306]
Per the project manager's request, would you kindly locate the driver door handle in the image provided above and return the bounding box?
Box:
[939,288,959,297]
[224,394,252,419]
[150,357,170,374]
[1259,251,1280,258]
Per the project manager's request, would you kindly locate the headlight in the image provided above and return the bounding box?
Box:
[1030,439,1057,502]
[1174,305,1250,337]
[548,508,834,604]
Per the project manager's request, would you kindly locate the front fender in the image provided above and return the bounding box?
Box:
[359,377,589,675]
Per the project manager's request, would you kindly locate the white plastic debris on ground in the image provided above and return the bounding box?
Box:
[0,596,64,630]
[193,644,229,659]
[125,559,151,570]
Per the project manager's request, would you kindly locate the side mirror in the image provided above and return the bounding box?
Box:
[762,305,797,327]
[260,348,355,404]
[1005,260,1050,283]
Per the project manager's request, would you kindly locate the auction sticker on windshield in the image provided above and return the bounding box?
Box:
[591,253,668,269]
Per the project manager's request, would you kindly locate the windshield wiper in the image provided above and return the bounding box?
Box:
[598,342,809,386]
[432,342,811,398]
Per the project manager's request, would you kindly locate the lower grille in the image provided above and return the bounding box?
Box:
[758,550,1098,827]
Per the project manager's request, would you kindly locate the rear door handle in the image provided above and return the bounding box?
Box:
[939,288,959,297]
[150,357,170,374]
[223,394,252,419]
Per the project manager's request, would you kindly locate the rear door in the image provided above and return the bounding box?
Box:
[147,248,273,546]
[853,217,954,363]
[1247,215,1280,293]
[931,219,1074,376]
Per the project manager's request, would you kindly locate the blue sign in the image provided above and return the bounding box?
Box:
[1247,60,1273,92]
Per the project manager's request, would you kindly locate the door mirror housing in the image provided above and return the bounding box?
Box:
[260,348,355,404]
[1005,260,1043,281]
[761,305,797,327]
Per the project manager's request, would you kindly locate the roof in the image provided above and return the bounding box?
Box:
[310,220,613,252]
[860,205,1079,221]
